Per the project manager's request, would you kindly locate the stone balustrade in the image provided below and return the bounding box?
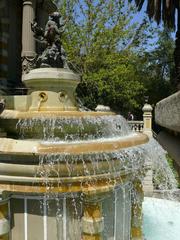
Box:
[128,121,144,132]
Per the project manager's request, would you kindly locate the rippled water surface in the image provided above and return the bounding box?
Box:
[143,197,180,240]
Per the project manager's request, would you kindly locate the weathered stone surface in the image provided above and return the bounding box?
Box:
[155,91,180,132]
[22,68,80,89]
[157,130,180,170]
[22,68,80,111]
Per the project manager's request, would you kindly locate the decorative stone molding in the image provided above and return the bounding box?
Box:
[22,68,80,111]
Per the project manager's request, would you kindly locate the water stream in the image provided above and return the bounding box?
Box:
[16,115,131,141]
[14,114,178,240]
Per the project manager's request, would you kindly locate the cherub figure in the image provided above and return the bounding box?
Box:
[31,12,68,68]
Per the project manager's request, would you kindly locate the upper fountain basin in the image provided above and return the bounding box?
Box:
[3,68,80,112]
[0,111,131,140]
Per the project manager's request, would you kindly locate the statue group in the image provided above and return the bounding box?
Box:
[31,12,68,69]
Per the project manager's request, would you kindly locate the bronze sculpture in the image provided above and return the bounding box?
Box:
[31,12,68,68]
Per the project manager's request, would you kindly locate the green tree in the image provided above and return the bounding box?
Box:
[136,28,175,107]
[132,0,180,89]
[58,0,154,114]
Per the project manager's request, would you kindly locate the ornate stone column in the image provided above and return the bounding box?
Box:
[21,0,36,72]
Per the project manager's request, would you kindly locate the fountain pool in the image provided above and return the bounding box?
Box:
[143,197,180,240]
[0,8,177,239]
[0,67,149,240]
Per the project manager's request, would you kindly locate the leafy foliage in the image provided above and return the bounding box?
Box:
[55,0,175,116]
[139,28,175,105]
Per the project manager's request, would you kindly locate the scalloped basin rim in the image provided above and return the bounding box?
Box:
[0,133,149,155]
[0,110,116,119]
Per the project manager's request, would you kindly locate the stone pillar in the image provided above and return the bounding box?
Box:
[142,100,153,137]
[21,0,36,60]
[131,181,144,240]
[0,201,10,240]
[142,99,153,196]
[82,196,104,240]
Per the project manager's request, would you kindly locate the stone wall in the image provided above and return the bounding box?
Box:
[0,0,56,94]
[155,91,180,177]
[155,91,180,133]
[157,131,180,174]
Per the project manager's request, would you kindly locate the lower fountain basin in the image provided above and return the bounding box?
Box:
[0,67,149,240]
[0,133,148,194]
[0,133,148,157]
[143,197,180,240]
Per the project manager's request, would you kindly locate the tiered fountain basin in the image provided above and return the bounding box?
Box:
[0,109,148,194]
[0,68,149,240]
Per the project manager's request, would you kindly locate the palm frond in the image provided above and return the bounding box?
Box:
[132,0,178,29]
[147,0,155,19]
[134,0,145,10]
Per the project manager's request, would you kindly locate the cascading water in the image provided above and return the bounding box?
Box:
[16,115,131,141]
[14,112,178,240]
[0,95,178,240]
[141,138,177,194]
[0,100,149,240]
[0,65,178,240]
[0,7,178,239]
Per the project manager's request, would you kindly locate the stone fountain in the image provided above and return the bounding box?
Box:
[0,11,149,240]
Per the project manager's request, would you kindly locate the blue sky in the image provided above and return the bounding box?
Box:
[129,0,176,50]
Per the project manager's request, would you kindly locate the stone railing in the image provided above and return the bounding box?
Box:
[127,102,153,136]
[128,121,144,132]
